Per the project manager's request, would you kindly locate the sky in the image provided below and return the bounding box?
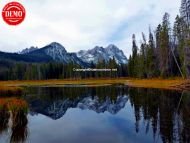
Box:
[0,0,181,58]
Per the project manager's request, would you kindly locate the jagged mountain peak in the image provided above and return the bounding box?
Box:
[44,42,67,53]
[48,42,64,47]
[106,44,120,51]
[19,46,38,54]
[77,44,128,64]
[93,46,104,51]
[78,50,86,55]
[24,42,87,66]
[15,42,127,65]
[106,44,117,48]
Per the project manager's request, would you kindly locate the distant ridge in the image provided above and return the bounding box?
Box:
[0,42,128,66]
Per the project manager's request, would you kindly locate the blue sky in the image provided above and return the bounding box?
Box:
[0,0,181,57]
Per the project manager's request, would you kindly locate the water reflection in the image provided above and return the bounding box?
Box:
[0,104,10,134]
[0,86,190,143]
[0,98,28,143]
[128,88,190,143]
[10,110,28,143]
[25,86,128,119]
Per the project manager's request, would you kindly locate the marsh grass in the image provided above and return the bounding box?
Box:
[0,78,188,90]
[126,79,186,90]
[0,98,28,114]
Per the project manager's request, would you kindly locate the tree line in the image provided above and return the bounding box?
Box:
[0,58,128,80]
[128,12,190,78]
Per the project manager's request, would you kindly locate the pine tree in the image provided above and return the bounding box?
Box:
[131,34,139,77]
[128,55,133,77]
[159,13,171,77]
[138,33,147,78]
[173,15,186,76]
[155,24,162,76]
[147,27,157,77]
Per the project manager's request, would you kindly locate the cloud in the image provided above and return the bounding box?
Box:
[0,0,181,57]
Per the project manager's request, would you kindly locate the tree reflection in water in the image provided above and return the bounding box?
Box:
[0,98,28,143]
[10,109,28,143]
[128,88,190,143]
[0,102,10,134]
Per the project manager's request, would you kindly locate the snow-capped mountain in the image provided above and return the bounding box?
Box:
[27,42,87,66]
[19,46,38,54]
[106,45,128,64]
[77,44,128,64]
[44,42,67,57]
[13,42,127,65]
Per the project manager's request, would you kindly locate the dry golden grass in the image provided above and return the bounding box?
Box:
[126,78,187,90]
[0,77,189,90]
[0,98,28,113]
[0,78,130,87]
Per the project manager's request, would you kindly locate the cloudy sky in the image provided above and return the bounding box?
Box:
[0,0,180,57]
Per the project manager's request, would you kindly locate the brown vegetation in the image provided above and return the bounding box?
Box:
[0,98,28,113]
[0,78,189,90]
[126,78,187,90]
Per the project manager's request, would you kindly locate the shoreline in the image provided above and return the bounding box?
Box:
[0,78,189,91]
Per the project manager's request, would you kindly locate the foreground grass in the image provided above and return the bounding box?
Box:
[0,98,28,113]
[0,78,189,90]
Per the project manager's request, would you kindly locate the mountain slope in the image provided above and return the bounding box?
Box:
[0,51,52,63]
[77,44,128,64]
[27,42,88,66]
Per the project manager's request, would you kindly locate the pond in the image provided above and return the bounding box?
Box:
[0,85,190,143]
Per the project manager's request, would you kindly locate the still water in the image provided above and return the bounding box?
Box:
[0,85,190,143]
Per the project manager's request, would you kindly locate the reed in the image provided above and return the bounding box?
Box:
[0,98,28,113]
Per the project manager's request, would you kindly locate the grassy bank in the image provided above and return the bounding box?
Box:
[126,79,187,90]
[0,78,189,90]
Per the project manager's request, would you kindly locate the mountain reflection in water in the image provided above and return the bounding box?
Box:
[0,85,190,143]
